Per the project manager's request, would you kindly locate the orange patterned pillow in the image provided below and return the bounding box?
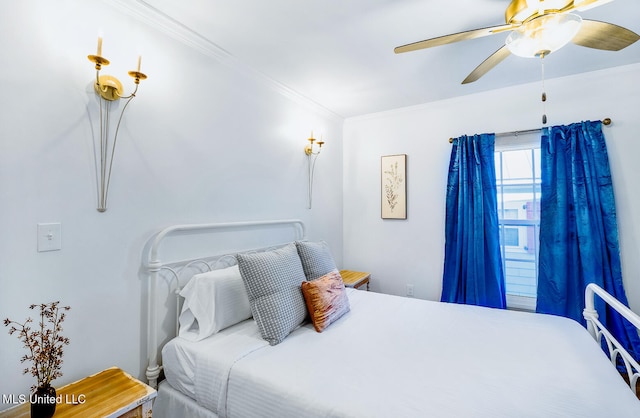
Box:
[301,269,350,332]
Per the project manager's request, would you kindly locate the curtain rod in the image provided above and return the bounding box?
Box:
[448,118,612,143]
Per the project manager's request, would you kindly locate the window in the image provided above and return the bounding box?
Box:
[495,136,541,311]
[503,227,519,247]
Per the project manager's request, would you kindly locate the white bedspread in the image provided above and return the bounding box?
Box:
[162,289,640,417]
[162,319,268,415]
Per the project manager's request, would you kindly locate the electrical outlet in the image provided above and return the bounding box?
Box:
[406,284,414,297]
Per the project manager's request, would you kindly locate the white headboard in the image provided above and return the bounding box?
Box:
[142,219,306,388]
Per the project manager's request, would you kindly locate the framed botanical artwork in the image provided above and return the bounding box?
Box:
[381,154,407,219]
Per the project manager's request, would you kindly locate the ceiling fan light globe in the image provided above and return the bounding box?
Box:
[505,13,583,57]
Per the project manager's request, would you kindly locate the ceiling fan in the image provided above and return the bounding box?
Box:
[394,0,640,84]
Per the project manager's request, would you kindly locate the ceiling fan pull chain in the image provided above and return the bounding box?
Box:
[541,54,547,125]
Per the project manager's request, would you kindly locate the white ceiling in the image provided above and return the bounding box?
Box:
[140,0,640,118]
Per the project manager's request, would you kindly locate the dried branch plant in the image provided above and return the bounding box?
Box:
[4,301,71,390]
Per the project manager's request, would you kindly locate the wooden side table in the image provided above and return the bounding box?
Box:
[339,270,370,291]
[0,367,156,418]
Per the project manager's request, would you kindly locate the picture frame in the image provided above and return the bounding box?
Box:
[381,154,407,219]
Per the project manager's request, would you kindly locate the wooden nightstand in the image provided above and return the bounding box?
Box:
[339,270,370,291]
[0,367,156,418]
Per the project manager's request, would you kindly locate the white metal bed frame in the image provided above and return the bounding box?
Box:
[143,219,306,389]
[141,219,640,398]
[583,283,640,394]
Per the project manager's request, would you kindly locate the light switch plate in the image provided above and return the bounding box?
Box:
[37,223,62,252]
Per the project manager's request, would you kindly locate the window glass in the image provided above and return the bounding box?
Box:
[495,143,540,311]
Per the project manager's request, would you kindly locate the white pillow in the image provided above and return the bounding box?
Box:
[178,264,252,341]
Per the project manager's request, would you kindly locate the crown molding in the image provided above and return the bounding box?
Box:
[100,0,343,121]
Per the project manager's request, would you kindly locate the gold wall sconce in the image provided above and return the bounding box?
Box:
[87,37,147,212]
[304,132,324,209]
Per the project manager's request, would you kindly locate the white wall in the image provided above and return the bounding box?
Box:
[0,0,343,405]
[343,63,640,315]
[3,0,639,408]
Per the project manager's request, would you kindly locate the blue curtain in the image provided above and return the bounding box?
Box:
[442,134,506,309]
[537,120,640,360]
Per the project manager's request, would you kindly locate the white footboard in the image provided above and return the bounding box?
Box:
[583,283,640,395]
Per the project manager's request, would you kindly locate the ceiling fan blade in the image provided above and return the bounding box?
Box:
[394,24,514,54]
[462,46,512,84]
[563,0,614,12]
[572,19,640,51]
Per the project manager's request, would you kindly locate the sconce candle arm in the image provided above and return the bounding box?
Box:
[307,152,319,209]
[98,94,136,211]
[116,83,139,100]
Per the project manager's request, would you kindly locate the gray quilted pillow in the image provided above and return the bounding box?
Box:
[295,240,337,281]
[237,243,307,345]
